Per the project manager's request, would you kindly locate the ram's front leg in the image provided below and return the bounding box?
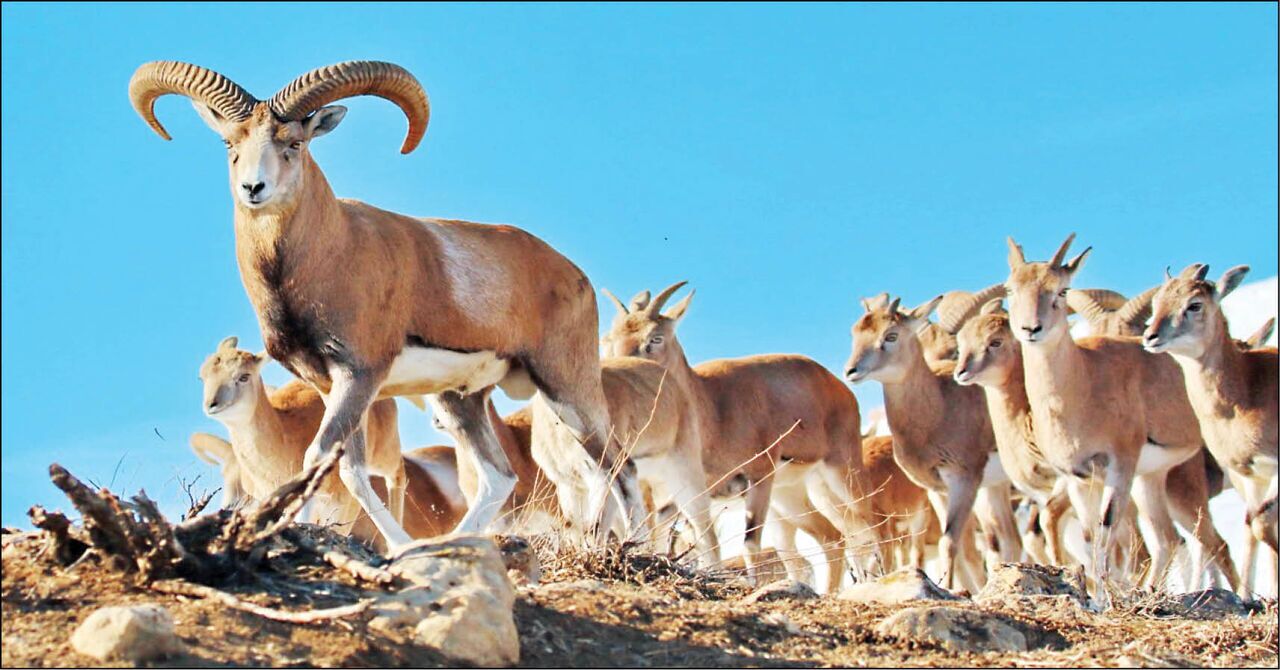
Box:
[303,367,412,549]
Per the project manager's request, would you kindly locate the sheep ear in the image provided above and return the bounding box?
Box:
[192,101,234,136]
[909,295,944,322]
[664,290,695,324]
[1006,237,1026,269]
[253,350,269,367]
[1063,247,1091,276]
[1214,265,1249,302]
[628,290,652,311]
[305,105,347,140]
[979,298,1005,316]
[217,336,238,352]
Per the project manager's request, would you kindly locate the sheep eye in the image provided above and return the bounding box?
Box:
[289,141,303,150]
[649,335,664,345]
[990,339,1003,349]
[1057,289,1068,298]
[885,332,898,343]
[1187,302,1202,313]
[238,374,251,383]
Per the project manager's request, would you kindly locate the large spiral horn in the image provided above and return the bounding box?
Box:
[129,61,256,140]
[1065,288,1124,323]
[268,61,430,154]
[647,281,689,315]
[1116,285,1160,328]
[935,283,1007,334]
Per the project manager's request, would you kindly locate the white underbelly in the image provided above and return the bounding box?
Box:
[980,451,1010,487]
[1136,441,1194,475]
[382,347,509,395]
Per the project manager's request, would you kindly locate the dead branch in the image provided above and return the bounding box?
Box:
[27,505,88,566]
[150,579,372,624]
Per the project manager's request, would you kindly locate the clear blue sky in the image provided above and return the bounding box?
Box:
[2,3,1276,525]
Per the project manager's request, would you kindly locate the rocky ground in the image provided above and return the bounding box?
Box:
[4,521,1277,668]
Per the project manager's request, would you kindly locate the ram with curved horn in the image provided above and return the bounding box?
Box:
[1067,286,1160,337]
[129,60,647,549]
[602,281,882,590]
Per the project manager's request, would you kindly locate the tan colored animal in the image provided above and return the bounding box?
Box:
[188,432,245,509]
[602,282,879,584]
[954,302,1071,566]
[1145,263,1279,595]
[863,285,1006,366]
[1067,285,1241,591]
[195,336,406,543]
[845,295,1021,591]
[130,60,645,549]
[860,435,937,571]
[347,447,468,541]
[1004,234,1209,605]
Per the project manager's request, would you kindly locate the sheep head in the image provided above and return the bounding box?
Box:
[129,60,430,210]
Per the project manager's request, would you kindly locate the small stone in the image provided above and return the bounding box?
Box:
[1171,589,1259,619]
[538,579,607,593]
[840,568,963,605]
[976,563,1087,607]
[744,578,819,603]
[370,535,519,667]
[876,606,1063,653]
[70,604,184,662]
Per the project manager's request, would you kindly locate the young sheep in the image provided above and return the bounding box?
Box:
[196,336,406,543]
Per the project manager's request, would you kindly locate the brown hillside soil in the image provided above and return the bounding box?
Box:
[3,529,1277,668]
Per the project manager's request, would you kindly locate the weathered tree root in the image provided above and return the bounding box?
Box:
[151,580,373,624]
[27,505,88,566]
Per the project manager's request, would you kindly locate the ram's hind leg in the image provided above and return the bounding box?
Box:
[430,389,517,534]
[524,353,646,543]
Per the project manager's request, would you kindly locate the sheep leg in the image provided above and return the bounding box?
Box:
[430,389,517,534]
[304,369,411,549]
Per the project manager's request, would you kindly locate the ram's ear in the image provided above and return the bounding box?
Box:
[305,105,347,140]
[1214,265,1249,302]
[217,336,238,352]
[192,101,235,136]
[979,298,1005,316]
[1063,247,1091,277]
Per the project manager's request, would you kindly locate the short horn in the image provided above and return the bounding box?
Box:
[647,281,689,315]
[1049,233,1076,267]
[1244,317,1276,349]
[129,61,256,140]
[601,288,629,315]
[269,60,430,154]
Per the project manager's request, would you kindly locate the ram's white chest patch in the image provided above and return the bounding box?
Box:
[382,347,510,396]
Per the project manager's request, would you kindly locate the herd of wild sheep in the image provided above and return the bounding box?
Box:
[128,59,1278,609]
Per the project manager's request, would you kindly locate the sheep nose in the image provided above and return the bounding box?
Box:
[1021,324,1043,335]
[241,181,266,196]
[844,365,858,379]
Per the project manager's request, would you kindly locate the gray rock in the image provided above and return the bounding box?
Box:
[840,568,963,605]
[976,563,1087,607]
[70,604,184,662]
[370,535,519,667]
[876,605,1064,653]
[744,579,819,603]
[1170,588,1259,619]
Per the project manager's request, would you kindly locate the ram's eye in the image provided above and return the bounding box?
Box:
[1058,289,1069,298]
[649,335,664,345]
[289,140,303,150]
[238,374,251,383]
[1187,302,1203,313]
[885,332,898,343]
[990,339,1003,349]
